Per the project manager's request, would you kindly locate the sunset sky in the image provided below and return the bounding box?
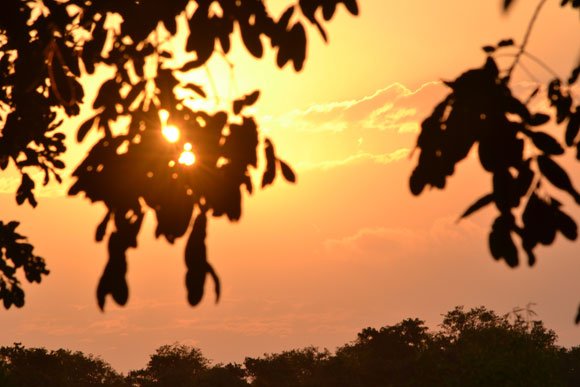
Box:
[1,0,580,373]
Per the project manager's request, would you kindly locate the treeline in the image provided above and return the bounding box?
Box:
[1,306,579,386]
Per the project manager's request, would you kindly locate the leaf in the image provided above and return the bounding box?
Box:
[93,79,120,109]
[576,306,580,324]
[16,173,36,208]
[555,209,577,241]
[538,155,580,203]
[489,215,518,268]
[528,113,550,126]
[278,6,295,30]
[459,193,493,220]
[245,90,260,106]
[77,116,97,142]
[528,131,564,155]
[240,21,263,58]
[95,211,111,242]
[568,64,580,85]
[52,159,65,169]
[182,83,206,98]
[279,159,296,183]
[343,0,359,15]
[233,90,260,115]
[97,232,129,310]
[497,38,514,47]
[289,23,307,71]
[185,212,208,306]
[565,107,580,146]
[482,45,496,54]
[261,138,276,188]
[206,262,221,303]
[503,0,515,11]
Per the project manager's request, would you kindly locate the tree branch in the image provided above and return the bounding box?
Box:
[506,0,548,79]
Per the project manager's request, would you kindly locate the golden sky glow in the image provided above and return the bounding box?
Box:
[1,0,579,373]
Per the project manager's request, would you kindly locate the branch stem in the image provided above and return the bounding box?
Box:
[506,0,547,79]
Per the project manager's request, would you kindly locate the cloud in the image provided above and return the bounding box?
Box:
[296,148,410,171]
[262,82,446,171]
[324,216,485,261]
[325,227,420,257]
[263,81,443,135]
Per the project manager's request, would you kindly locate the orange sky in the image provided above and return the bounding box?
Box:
[1,0,579,372]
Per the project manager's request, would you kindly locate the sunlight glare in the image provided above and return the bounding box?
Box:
[179,150,196,166]
[162,125,180,143]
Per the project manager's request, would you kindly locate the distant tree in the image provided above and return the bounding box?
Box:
[0,343,127,387]
[0,0,358,309]
[194,363,249,387]
[240,306,579,386]
[126,343,210,387]
[560,345,580,387]
[244,347,330,387]
[0,307,578,386]
[409,0,580,321]
[428,306,565,387]
[332,319,431,386]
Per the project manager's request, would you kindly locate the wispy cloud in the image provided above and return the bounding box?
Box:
[297,148,410,171]
[324,216,485,261]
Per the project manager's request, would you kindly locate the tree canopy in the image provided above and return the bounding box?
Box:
[0,306,579,386]
[409,0,580,321]
[0,0,358,309]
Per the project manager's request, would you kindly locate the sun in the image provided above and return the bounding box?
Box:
[159,109,180,143]
[179,143,196,166]
[162,125,180,143]
[158,110,196,165]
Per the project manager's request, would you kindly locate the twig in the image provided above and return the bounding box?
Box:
[506,0,547,79]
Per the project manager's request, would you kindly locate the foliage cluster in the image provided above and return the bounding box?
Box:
[410,0,580,321]
[0,307,579,386]
[0,0,358,309]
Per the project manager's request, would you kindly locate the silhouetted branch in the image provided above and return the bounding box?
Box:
[506,0,547,79]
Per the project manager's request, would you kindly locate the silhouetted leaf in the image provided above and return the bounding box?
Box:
[489,215,518,267]
[182,83,206,98]
[16,174,36,208]
[289,23,307,71]
[240,21,263,58]
[233,90,260,115]
[482,45,496,54]
[459,193,494,220]
[527,131,564,155]
[97,232,129,310]
[95,211,111,242]
[565,107,580,146]
[185,212,208,306]
[497,38,514,47]
[279,160,296,183]
[569,64,580,85]
[555,208,578,240]
[77,115,98,142]
[278,6,295,30]
[262,138,276,188]
[528,113,550,126]
[538,155,580,203]
[206,263,221,303]
[503,0,515,10]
